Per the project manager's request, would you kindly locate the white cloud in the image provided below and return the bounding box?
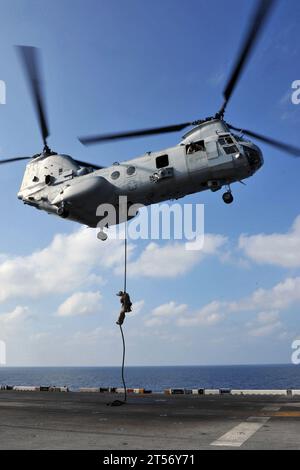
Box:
[144,317,164,327]
[129,299,145,317]
[145,300,223,328]
[232,277,300,312]
[177,301,224,327]
[0,305,30,324]
[239,215,300,268]
[256,311,280,324]
[0,228,124,302]
[0,228,227,302]
[0,306,34,363]
[145,301,188,327]
[247,311,283,337]
[126,234,227,278]
[152,301,188,317]
[248,321,282,338]
[172,276,300,329]
[56,291,102,317]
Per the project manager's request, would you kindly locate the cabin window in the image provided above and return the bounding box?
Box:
[218,136,238,155]
[223,145,239,154]
[219,136,234,146]
[127,166,136,176]
[45,175,53,185]
[111,170,120,180]
[156,154,169,169]
[186,140,205,154]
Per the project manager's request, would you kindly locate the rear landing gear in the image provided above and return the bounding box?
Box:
[97,230,108,241]
[57,203,69,218]
[222,187,234,204]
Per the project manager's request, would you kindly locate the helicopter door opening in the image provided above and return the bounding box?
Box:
[186,140,205,155]
[186,139,207,174]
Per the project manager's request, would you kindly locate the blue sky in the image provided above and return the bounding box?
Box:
[0,0,299,366]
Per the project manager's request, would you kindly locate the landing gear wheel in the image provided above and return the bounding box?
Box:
[222,191,234,204]
[97,230,108,241]
[57,204,69,218]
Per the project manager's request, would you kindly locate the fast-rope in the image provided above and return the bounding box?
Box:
[107,229,128,407]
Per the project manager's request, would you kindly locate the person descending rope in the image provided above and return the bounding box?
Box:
[116,291,132,325]
[107,232,131,406]
[116,231,132,326]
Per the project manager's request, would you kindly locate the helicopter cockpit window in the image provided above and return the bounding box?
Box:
[156,154,169,169]
[186,140,205,154]
[218,136,234,146]
[223,145,239,154]
[218,136,238,155]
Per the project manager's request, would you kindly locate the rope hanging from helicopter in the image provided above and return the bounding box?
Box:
[107,224,129,407]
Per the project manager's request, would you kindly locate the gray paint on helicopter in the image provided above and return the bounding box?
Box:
[17,120,262,228]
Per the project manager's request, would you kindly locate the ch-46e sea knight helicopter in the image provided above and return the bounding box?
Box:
[4,0,300,239]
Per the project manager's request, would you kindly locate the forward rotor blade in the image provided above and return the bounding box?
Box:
[16,46,49,147]
[0,156,31,165]
[219,0,276,116]
[228,124,300,157]
[79,122,193,145]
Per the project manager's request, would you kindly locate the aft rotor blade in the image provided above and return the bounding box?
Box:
[228,124,300,157]
[79,122,193,145]
[0,156,31,165]
[219,0,276,116]
[16,46,49,147]
[74,159,105,170]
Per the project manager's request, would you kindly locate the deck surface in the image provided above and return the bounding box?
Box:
[0,391,299,449]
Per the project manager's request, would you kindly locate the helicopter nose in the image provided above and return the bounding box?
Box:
[243,144,263,172]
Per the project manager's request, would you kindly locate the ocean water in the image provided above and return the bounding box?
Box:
[0,364,300,391]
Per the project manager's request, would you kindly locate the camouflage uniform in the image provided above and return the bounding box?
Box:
[116,291,132,325]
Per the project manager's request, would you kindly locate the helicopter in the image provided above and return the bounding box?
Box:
[3,0,300,239]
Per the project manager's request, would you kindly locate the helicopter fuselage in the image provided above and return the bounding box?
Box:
[17,120,263,228]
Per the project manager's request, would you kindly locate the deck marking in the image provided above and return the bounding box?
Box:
[273,411,300,417]
[210,417,269,447]
[262,405,281,412]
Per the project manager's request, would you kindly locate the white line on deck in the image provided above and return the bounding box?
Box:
[261,405,281,412]
[210,417,270,447]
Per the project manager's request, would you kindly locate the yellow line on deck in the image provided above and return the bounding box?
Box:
[260,411,300,417]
